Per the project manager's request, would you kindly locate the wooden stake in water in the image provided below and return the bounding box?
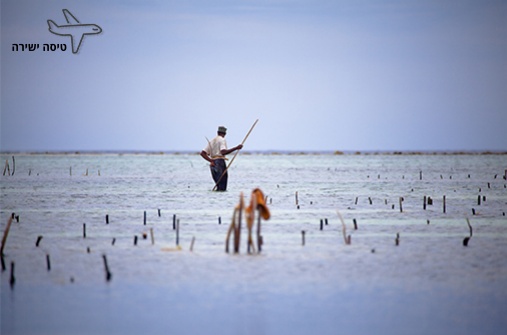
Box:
[83,223,86,238]
[1,217,14,255]
[150,228,154,245]
[176,219,180,246]
[3,159,11,176]
[443,195,446,213]
[301,230,306,246]
[46,254,51,271]
[463,218,473,246]
[36,235,43,247]
[102,254,112,282]
[234,193,244,253]
[10,261,15,288]
[256,210,263,253]
[190,236,195,252]
[143,211,147,225]
[336,210,350,245]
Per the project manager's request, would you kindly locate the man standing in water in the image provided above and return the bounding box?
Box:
[200,126,243,191]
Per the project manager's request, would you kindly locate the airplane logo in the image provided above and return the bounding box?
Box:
[47,9,102,54]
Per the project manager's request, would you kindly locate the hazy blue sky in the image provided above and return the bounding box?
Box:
[1,0,506,152]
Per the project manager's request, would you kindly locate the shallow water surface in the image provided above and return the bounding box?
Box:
[1,153,506,335]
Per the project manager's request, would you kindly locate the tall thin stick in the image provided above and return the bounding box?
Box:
[1,217,14,255]
[213,119,259,191]
[234,193,244,253]
[463,218,473,246]
[336,210,350,245]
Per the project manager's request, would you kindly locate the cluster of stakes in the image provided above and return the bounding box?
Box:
[2,166,505,288]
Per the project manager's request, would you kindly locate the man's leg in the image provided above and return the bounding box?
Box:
[210,159,227,191]
[216,159,227,191]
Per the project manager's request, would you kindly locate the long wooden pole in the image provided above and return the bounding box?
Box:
[213,119,259,191]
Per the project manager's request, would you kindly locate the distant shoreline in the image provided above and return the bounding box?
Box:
[1,150,506,156]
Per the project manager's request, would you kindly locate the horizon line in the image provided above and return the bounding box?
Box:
[1,149,506,156]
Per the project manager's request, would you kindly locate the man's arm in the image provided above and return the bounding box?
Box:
[200,150,215,166]
[220,144,243,156]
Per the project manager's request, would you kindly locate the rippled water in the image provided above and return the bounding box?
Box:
[1,153,506,335]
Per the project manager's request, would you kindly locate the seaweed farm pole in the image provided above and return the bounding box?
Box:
[463,218,473,246]
[102,254,112,282]
[1,216,14,256]
[10,261,15,288]
[301,230,306,246]
[46,254,51,271]
[83,223,86,238]
[176,219,180,247]
[256,211,262,252]
[234,193,244,253]
[443,195,446,214]
[3,159,10,176]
